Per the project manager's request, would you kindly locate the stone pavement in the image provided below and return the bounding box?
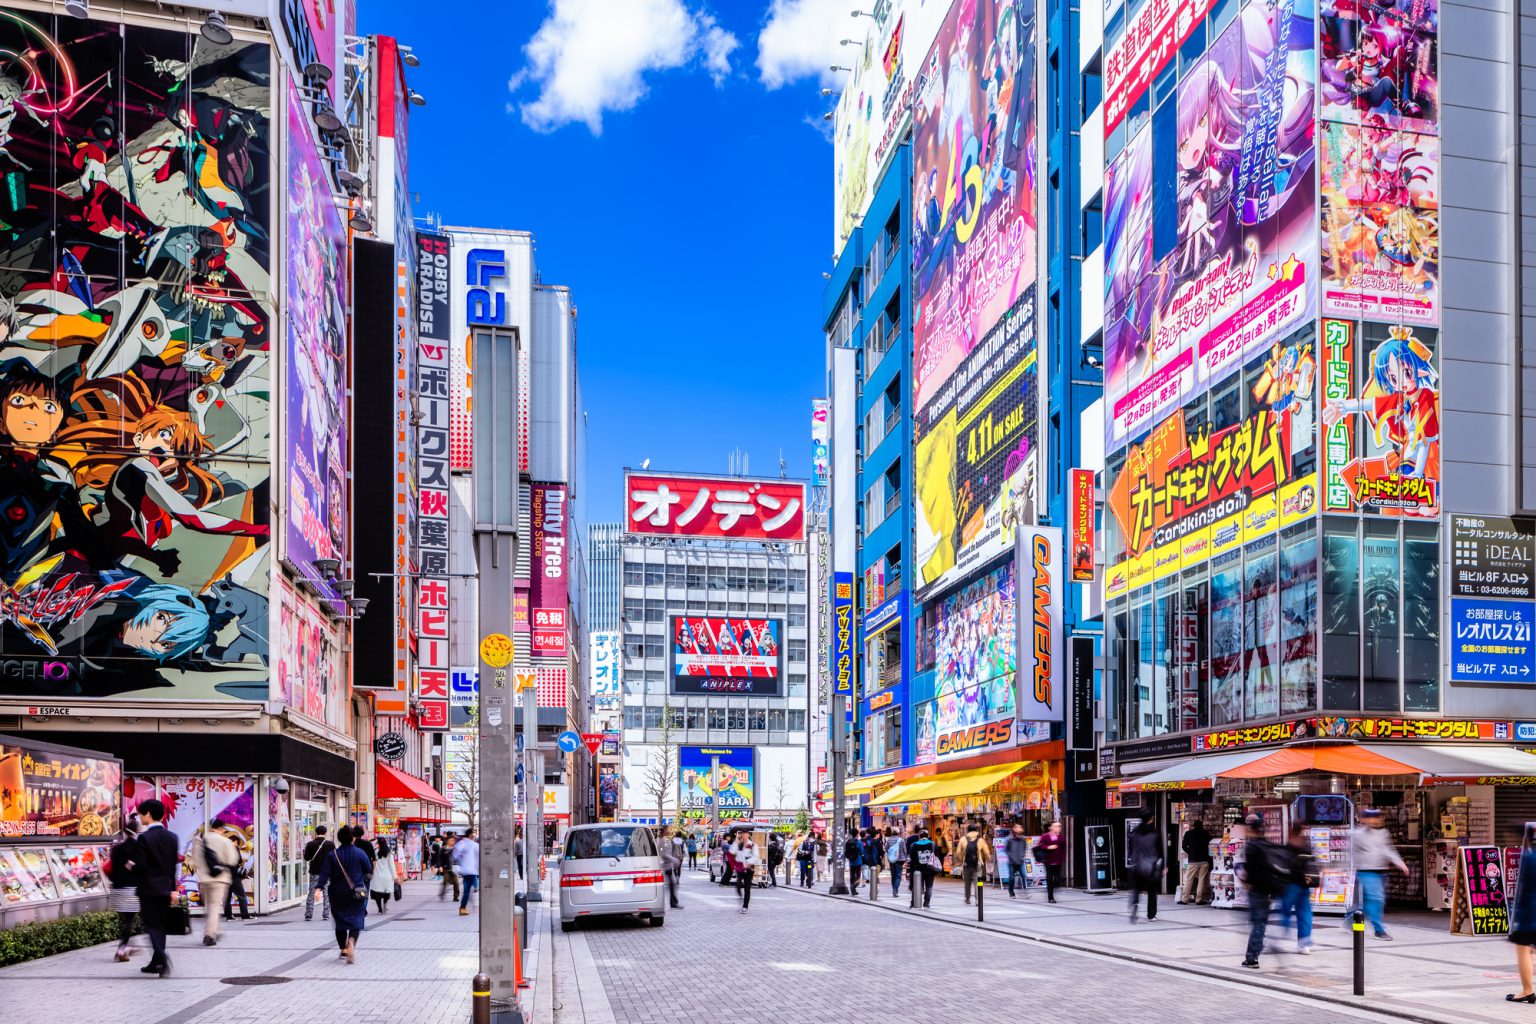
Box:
[786,870,1531,1024]
[553,864,1413,1024]
[0,880,481,1024]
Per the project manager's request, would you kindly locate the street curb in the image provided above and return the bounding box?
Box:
[779,884,1476,1024]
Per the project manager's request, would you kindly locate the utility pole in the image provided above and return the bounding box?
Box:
[829,693,849,895]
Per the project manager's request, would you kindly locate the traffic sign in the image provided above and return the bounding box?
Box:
[580,733,603,755]
[556,730,581,754]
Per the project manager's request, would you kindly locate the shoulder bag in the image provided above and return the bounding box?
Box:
[333,850,367,901]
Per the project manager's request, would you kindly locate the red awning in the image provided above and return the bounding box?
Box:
[376,762,452,807]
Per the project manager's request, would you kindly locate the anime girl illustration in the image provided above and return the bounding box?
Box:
[1251,342,1316,415]
[1330,118,1437,206]
[1173,58,1245,279]
[1321,325,1439,481]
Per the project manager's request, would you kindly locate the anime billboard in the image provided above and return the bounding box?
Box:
[284,83,347,603]
[1102,0,1318,454]
[911,0,1038,414]
[0,13,271,698]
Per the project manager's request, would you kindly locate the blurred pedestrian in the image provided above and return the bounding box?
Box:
[815,835,830,882]
[910,827,939,908]
[1179,821,1214,905]
[797,832,817,887]
[886,827,908,898]
[732,833,761,913]
[862,828,885,900]
[1508,822,1536,1003]
[217,822,251,922]
[133,798,180,978]
[108,817,142,962]
[304,826,334,921]
[958,822,990,905]
[438,834,460,902]
[843,830,864,896]
[659,828,684,910]
[315,826,372,964]
[1038,820,1067,903]
[1351,808,1408,940]
[685,832,699,871]
[1277,822,1316,954]
[1127,818,1163,923]
[452,827,481,916]
[766,833,784,887]
[370,837,396,913]
[1239,813,1289,968]
[192,818,239,945]
[1004,824,1031,899]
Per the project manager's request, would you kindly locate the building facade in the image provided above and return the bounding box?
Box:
[588,522,623,632]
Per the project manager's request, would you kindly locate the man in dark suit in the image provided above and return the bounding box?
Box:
[134,798,180,977]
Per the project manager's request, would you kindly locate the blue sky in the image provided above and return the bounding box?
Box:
[357,0,854,524]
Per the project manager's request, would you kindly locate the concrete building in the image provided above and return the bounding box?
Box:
[588,522,623,632]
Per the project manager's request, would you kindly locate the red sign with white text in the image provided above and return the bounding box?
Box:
[532,607,567,656]
[1102,0,1218,137]
[1070,469,1095,583]
[625,472,806,542]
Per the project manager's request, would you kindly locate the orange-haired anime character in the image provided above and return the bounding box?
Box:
[50,374,266,577]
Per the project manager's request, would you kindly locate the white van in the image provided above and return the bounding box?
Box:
[558,823,667,931]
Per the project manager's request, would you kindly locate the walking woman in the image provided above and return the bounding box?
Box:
[1509,822,1536,1003]
[910,827,939,908]
[370,836,397,914]
[814,835,830,882]
[732,833,762,913]
[108,816,142,962]
[315,826,373,964]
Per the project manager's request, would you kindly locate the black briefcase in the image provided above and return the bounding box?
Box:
[166,904,192,936]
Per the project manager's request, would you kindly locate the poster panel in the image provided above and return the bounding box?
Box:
[921,560,1018,762]
[590,630,622,709]
[1102,0,1318,454]
[671,617,782,696]
[678,745,754,816]
[0,739,121,840]
[1449,599,1536,684]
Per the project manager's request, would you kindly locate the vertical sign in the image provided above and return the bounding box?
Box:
[530,483,569,655]
[1452,845,1510,935]
[1321,319,1355,512]
[1069,469,1096,583]
[815,530,831,711]
[1070,636,1095,751]
[1015,526,1065,723]
[590,631,622,710]
[416,312,452,730]
[811,399,831,487]
[832,571,854,719]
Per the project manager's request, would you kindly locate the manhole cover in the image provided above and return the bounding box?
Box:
[220,976,292,986]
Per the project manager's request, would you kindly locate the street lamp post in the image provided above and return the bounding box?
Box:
[829,693,849,895]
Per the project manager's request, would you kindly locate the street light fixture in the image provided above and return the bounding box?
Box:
[829,65,852,72]
[200,11,234,45]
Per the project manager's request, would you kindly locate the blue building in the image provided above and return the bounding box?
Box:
[822,0,1103,842]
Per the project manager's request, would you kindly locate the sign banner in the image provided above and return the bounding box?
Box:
[832,573,854,700]
[0,740,122,840]
[1449,599,1535,684]
[530,483,569,655]
[679,746,754,816]
[1085,824,1115,892]
[812,399,831,487]
[1101,0,1219,136]
[671,617,782,696]
[1452,845,1509,935]
[1451,515,1536,600]
[625,472,806,542]
[1197,716,1512,751]
[416,320,452,730]
[590,631,622,709]
[1070,636,1095,751]
[449,666,478,707]
[1070,469,1096,583]
[1016,526,1065,723]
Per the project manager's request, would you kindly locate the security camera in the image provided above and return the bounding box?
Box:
[1085,354,1103,369]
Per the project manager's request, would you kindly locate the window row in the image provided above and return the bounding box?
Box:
[618,673,809,697]
[621,601,807,626]
[621,562,808,593]
[621,706,808,732]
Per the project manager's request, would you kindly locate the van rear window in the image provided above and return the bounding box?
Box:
[564,827,657,860]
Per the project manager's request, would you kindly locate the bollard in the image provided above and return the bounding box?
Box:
[515,892,528,950]
[472,973,491,1024]
[977,876,985,922]
[1352,909,1365,995]
[910,865,919,910]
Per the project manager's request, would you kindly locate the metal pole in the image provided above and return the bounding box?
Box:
[829,694,849,894]
[977,874,985,923]
[1352,909,1365,995]
[711,756,720,838]
[476,531,520,1015]
[524,678,541,903]
[472,973,491,1024]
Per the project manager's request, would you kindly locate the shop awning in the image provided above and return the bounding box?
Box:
[1118,749,1276,792]
[376,762,452,807]
[1361,744,1536,785]
[819,772,897,800]
[1218,745,1420,779]
[869,762,1030,806]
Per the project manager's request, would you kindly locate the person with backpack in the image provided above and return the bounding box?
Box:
[304,826,335,922]
[909,827,940,908]
[843,831,864,896]
[718,833,737,887]
[885,827,908,898]
[191,818,239,946]
[796,832,817,887]
[861,829,885,900]
[957,822,991,905]
[766,834,785,887]
[1277,822,1317,954]
[1239,813,1291,968]
[1127,818,1163,923]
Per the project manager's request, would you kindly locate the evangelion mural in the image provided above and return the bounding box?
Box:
[1103,0,1318,454]
[0,12,271,698]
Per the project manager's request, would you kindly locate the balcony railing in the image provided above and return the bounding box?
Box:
[884,491,901,518]
[884,407,901,435]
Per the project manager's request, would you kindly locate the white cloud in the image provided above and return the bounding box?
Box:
[756,0,855,89]
[511,0,741,134]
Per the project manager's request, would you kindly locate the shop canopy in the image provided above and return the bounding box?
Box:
[869,762,1031,807]
[376,762,452,808]
[820,771,897,800]
[1120,744,1450,792]
[1360,744,1536,785]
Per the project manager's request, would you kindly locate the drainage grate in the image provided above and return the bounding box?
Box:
[220,976,292,986]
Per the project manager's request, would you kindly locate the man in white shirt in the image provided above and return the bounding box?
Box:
[451,827,480,916]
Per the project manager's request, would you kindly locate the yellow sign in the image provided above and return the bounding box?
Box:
[516,671,537,691]
[480,633,514,668]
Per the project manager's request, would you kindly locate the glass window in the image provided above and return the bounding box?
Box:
[790,570,807,593]
[1178,574,1209,731]
[728,567,747,590]
[564,826,655,860]
[644,638,665,658]
[730,602,748,615]
[1280,529,1318,715]
[644,564,664,586]
[788,606,807,626]
[865,713,885,770]
[788,709,807,732]
[645,673,665,695]
[645,604,664,622]
[687,566,706,589]
[1209,553,1243,726]
[1403,523,1440,711]
[623,598,642,623]
[1106,604,1125,742]
[788,674,807,697]
[1129,592,1150,736]
[1362,521,1401,712]
[749,567,767,591]
[708,567,728,590]
[670,706,685,729]
[686,707,705,729]
[623,706,643,729]
[709,600,727,614]
[623,561,643,585]
[885,706,901,762]
[1244,540,1280,721]
[749,708,767,731]
[769,708,787,731]
[644,706,663,728]
[666,564,686,587]
[625,638,644,659]
[768,569,787,593]
[728,708,747,731]
[788,639,807,663]
[708,707,726,730]
[1150,579,1174,736]
[1322,522,1361,710]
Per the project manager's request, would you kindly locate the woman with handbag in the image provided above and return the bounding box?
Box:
[370,837,397,913]
[909,827,940,908]
[315,826,373,963]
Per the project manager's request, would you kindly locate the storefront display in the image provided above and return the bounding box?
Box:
[0,736,122,840]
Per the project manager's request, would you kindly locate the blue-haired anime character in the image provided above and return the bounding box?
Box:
[118,583,211,661]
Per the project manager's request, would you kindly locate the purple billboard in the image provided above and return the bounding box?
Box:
[285,82,349,600]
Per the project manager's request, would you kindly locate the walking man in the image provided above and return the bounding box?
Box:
[843,831,864,897]
[660,829,684,910]
[1037,820,1067,903]
[766,833,784,888]
[192,819,239,946]
[1351,808,1408,940]
[958,822,990,905]
[886,827,908,898]
[1240,814,1290,969]
[1180,820,1214,905]
[134,798,180,978]
[796,832,816,888]
[1004,824,1031,899]
[304,826,334,921]
[438,834,460,903]
[862,829,885,900]
[452,827,480,916]
[685,832,699,871]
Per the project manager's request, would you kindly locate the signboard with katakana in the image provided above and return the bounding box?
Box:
[590,631,622,710]
[1451,515,1536,601]
[1449,598,1536,684]
[625,472,806,542]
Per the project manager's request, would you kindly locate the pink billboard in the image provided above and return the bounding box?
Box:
[530,483,568,655]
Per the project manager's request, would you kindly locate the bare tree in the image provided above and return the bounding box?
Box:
[773,765,790,820]
[642,702,680,823]
[447,710,479,827]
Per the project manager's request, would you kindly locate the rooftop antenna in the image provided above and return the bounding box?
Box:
[779,450,787,479]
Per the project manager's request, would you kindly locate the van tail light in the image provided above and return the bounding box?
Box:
[560,875,594,888]
[633,872,664,884]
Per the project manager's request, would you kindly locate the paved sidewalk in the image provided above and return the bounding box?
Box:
[0,881,476,1024]
[787,872,1529,1024]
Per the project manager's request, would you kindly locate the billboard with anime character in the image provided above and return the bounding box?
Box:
[0,12,271,699]
[1102,0,1318,455]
